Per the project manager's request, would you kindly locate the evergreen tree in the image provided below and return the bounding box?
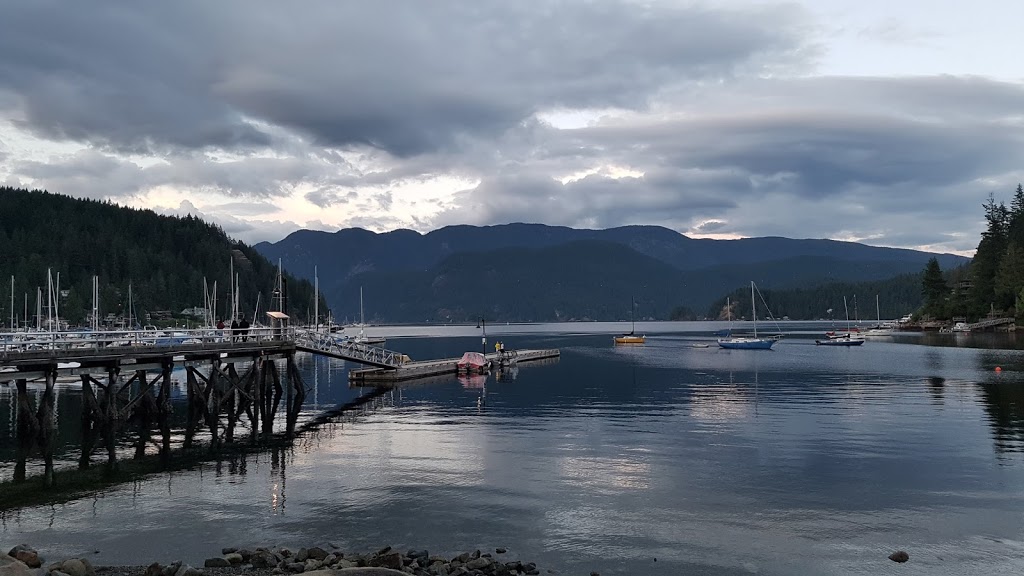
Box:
[921,257,947,317]
[0,187,323,326]
[969,194,1009,318]
[1009,184,1024,247]
[996,243,1024,312]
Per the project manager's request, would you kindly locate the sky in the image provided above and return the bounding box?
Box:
[0,0,1021,256]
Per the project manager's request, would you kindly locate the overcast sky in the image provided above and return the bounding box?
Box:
[0,0,1021,255]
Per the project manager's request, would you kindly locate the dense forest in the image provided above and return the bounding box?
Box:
[0,187,323,328]
[919,184,1023,321]
[708,274,928,323]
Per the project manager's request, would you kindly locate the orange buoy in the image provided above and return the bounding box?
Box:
[996,366,1003,373]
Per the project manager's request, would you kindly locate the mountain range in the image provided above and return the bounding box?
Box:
[254,224,969,322]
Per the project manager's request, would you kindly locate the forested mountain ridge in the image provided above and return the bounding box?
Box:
[0,187,319,326]
[256,223,969,322]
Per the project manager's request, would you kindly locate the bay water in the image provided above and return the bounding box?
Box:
[2,322,1024,575]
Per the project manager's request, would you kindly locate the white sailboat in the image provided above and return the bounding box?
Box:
[351,286,385,345]
[816,296,865,346]
[864,295,896,336]
[718,282,778,350]
[613,295,645,344]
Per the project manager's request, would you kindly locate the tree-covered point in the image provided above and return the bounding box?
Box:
[0,187,324,327]
[959,184,1024,321]
[707,274,927,322]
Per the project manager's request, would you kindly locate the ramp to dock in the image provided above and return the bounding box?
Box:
[294,330,407,368]
[349,348,560,383]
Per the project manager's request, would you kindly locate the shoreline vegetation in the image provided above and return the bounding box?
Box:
[4,544,555,576]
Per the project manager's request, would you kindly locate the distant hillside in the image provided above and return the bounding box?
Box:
[0,188,320,326]
[709,274,929,322]
[255,223,969,321]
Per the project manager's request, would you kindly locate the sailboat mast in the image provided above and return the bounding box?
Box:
[9,275,13,331]
[844,296,850,331]
[314,265,319,332]
[876,294,881,324]
[631,295,635,333]
[47,268,53,334]
[92,276,99,332]
[750,281,757,338]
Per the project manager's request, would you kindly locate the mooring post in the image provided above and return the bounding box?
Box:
[158,360,173,462]
[270,360,283,434]
[39,368,56,486]
[225,362,239,443]
[285,354,305,436]
[80,374,96,470]
[251,355,262,443]
[103,366,120,473]
[184,367,197,449]
[206,361,221,450]
[13,378,32,483]
[134,370,152,460]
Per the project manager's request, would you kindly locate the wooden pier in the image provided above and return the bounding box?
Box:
[348,348,561,383]
[1,327,562,488]
[1,328,307,486]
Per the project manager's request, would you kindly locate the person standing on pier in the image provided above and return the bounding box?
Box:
[240,315,250,342]
[230,318,239,342]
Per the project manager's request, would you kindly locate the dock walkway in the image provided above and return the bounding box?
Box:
[349,348,560,383]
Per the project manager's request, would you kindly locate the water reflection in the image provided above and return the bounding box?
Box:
[6,331,1024,576]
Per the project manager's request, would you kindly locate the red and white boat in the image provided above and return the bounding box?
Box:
[456,351,491,374]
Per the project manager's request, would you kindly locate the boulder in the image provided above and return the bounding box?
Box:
[144,562,163,576]
[203,558,230,568]
[465,557,491,570]
[296,549,310,563]
[6,546,40,569]
[305,570,409,576]
[224,554,243,565]
[495,548,507,554]
[59,559,87,576]
[307,548,328,561]
[285,562,305,573]
[0,555,34,576]
[161,561,181,576]
[252,551,277,568]
[889,551,910,563]
[370,553,403,571]
[221,548,238,555]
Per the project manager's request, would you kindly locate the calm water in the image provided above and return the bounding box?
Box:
[3,322,1024,575]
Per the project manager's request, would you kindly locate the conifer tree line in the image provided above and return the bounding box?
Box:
[0,187,324,329]
[920,184,1024,321]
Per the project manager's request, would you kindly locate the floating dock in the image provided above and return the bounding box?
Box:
[348,348,560,384]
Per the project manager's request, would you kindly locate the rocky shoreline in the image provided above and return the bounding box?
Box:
[3,544,569,576]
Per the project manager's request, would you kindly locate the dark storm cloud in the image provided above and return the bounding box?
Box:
[436,75,1024,252]
[0,0,811,157]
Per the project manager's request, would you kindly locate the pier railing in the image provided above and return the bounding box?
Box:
[0,326,295,359]
[293,329,407,368]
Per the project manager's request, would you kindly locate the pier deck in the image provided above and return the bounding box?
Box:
[348,348,560,383]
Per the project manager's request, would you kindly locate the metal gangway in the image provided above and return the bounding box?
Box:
[965,317,1015,331]
[293,329,407,369]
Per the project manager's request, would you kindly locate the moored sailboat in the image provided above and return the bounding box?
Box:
[613,296,645,344]
[718,282,778,350]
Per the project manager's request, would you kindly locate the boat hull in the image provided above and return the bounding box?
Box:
[614,335,645,344]
[815,337,865,346]
[717,338,775,350]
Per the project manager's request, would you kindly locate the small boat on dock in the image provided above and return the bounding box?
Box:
[456,351,491,374]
